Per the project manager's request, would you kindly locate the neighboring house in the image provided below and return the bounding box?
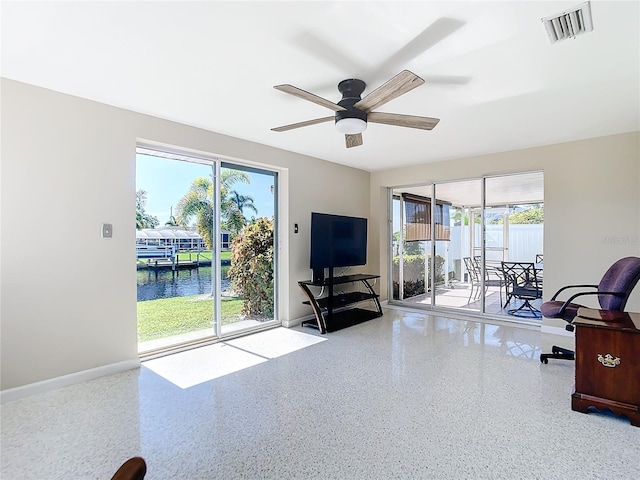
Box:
[135,226,230,251]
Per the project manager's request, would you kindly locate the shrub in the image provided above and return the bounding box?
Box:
[227,217,274,317]
[391,254,445,299]
[393,279,425,299]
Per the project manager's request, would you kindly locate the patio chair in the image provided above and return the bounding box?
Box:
[111,457,147,480]
[463,256,482,303]
[501,262,542,318]
[464,256,505,306]
[539,256,640,363]
[474,256,505,306]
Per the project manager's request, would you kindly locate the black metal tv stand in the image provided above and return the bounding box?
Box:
[298,270,382,334]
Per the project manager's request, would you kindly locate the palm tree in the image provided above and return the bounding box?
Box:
[175,177,214,248]
[218,170,255,237]
[175,170,251,249]
[165,206,180,227]
[232,191,258,215]
[226,192,258,233]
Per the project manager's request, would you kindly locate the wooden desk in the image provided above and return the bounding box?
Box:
[572,308,640,426]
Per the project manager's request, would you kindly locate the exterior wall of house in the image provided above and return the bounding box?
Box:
[369,132,640,335]
[0,79,370,391]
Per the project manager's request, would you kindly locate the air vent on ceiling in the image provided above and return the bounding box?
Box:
[542,1,593,44]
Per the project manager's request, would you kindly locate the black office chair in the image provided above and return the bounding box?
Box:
[539,256,640,363]
[501,262,542,317]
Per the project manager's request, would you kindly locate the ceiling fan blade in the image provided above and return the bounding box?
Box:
[422,74,471,86]
[271,116,334,132]
[370,18,466,79]
[345,133,363,148]
[293,32,368,80]
[274,84,346,111]
[354,70,424,112]
[368,112,440,130]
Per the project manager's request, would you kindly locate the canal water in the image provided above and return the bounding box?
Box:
[137,266,230,301]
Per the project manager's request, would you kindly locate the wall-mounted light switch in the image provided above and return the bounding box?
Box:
[101,223,113,238]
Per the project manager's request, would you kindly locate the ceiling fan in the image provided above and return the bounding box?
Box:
[271,70,440,148]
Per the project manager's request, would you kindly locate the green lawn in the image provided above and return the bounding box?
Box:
[137,295,243,342]
[174,251,232,261]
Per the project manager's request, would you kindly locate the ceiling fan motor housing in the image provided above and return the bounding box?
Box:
[272,70,437,146]
[336,79,367,124]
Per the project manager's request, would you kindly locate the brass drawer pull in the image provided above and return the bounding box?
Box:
[597,353,621,368]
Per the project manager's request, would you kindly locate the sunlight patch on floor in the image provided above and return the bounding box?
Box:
[225,327,326,358]
[142,327,326,388]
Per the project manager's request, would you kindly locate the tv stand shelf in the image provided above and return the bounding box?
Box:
[303,291,375,309]
[298,273,382,334]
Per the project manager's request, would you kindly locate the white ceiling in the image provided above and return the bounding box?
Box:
[395,171,544,206]
[2,1,638,172]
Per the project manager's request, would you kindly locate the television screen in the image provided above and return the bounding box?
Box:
[310,212,367,269]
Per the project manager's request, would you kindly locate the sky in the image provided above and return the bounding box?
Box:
[136,154,275,227]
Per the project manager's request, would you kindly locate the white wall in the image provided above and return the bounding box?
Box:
[0,79,370,390]
[3,77,638,392]
[369,132,640,332]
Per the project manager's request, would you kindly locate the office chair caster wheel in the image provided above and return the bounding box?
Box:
[540,356,549,364]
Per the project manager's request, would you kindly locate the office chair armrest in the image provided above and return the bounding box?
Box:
[559,291,624,316]
[550,284,598,301]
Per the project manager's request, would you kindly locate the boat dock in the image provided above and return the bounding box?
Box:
[140,259,213,271]
[136,245,227,272]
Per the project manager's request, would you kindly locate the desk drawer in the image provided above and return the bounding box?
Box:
[575,328,640,406]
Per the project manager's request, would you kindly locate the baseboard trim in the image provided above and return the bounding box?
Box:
[282,313,317,328]
[541,324,574,337]
[0,359,141,404]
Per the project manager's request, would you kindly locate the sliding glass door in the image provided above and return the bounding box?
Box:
[136,152,217,353]
[220,163,277,336]
[389,172,544,321]
[391,185,434,304]
[484,173,544,318]
[136,148,278,354]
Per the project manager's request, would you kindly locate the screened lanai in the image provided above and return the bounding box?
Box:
[391,171,544,322]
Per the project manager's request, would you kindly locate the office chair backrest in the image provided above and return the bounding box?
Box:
[111,457,146,480]
[597,256,640,311]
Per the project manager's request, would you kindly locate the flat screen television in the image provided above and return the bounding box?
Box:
[310,212,367,279]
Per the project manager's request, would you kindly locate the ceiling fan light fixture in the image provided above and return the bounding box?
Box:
[335,117,367,134]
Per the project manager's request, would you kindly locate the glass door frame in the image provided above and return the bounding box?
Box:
[219,161,279,338]
[136,143,280,353]
[212,160,222,337]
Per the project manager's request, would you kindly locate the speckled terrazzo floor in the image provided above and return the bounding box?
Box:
[2,308,639,479]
